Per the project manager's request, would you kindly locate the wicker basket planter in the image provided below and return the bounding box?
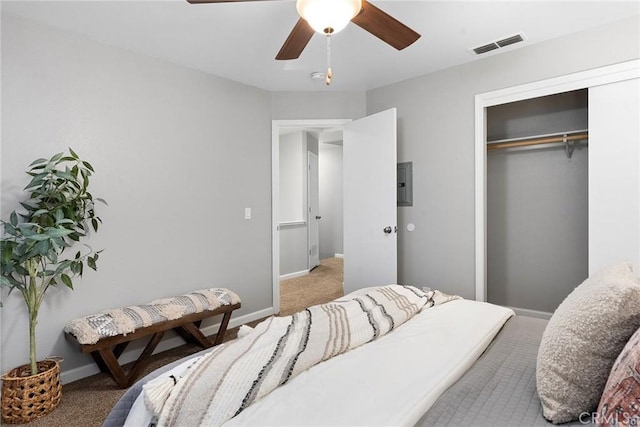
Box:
[1,359,62,424]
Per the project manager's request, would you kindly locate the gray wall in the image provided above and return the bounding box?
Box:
[1,14,272,379]
[366,16,640,299]
[487,91,589,313]
[319,144,344,259]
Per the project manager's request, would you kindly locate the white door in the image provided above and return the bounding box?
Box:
[343,108,398,294]
[589,78,640,273]
[308,151,320,270]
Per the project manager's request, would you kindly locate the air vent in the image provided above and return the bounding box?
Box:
[497,34,524,48]
[473,43,499,55]
[472,33,525,55]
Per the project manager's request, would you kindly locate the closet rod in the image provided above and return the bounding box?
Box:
[486,131,589,151]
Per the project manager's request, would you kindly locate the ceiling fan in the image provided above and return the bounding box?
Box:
[185,0,421,62]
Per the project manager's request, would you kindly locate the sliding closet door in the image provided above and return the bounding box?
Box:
[589,78,640,273]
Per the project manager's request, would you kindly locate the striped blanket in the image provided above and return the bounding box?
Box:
[150,285,455,427]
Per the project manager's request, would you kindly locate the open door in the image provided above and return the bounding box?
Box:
[343,108,398,294]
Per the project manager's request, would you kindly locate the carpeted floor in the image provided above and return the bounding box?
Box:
[14,257,343,427]
[279,256,344,316]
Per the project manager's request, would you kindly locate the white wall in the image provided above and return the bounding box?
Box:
[278,131,322,276]
[279,132,306,223]
[279,131,308,276]
[271,91,366,120]
[1,14,272,379]
[366,16,640,299]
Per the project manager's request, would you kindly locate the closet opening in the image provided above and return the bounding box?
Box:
[486,89,589,316]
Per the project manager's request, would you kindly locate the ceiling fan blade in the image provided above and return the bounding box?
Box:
[187,0,278,4]
[351,1,420,50]
[275,18,315,60]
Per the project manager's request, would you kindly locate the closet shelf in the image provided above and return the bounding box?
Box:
[487,130,588,151]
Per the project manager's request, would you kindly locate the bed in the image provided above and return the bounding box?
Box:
[102,285,598,427]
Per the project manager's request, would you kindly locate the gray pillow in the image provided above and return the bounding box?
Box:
[536,262,640,424]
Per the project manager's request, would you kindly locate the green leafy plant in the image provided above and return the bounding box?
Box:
[0,148,105,375]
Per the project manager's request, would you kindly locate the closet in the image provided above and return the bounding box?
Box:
[486,90,589,314]
[476,60,640,313]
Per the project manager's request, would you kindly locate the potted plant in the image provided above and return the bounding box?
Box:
[0,148,105,424]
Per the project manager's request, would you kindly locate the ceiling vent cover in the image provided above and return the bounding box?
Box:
[472,33,525,55]
[473,43,499,55]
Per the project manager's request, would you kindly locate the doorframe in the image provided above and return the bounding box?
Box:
[272,119,351,314]
[474,59,640,302]
[307,151,320,271]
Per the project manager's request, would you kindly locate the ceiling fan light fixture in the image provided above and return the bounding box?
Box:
[296,0,362,34]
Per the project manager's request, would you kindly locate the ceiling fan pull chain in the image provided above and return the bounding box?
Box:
[326,33,332,86]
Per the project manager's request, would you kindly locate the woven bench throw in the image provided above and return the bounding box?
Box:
[64,288,241,345]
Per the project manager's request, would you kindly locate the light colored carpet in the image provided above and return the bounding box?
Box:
[13,257,343,427]
[278,257,344,316]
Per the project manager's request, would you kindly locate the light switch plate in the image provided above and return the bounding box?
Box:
[244,207,251,220]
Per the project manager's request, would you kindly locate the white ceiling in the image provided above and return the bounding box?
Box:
[3,1,639,92]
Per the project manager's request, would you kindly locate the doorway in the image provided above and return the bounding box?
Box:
[485,90,589,316]
[272,119,350,314]
[273,110,399,313]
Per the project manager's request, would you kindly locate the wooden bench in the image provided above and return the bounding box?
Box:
[65,290,241,388]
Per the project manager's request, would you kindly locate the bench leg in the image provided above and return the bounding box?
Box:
[178,322,213,348]
[127,331,165,386]
[92,331,165,388]
[213,310,233,346]
[90,351,111,374]
[94,348,129,388]
[113,341,130,359]
[174,310,233,349]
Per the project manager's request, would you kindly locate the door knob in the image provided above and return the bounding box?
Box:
[383,226,393,234]
[316,216,322,220]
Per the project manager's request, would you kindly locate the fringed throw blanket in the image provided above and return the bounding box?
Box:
[147,285,458,427]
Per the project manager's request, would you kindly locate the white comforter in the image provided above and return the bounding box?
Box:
[125,298,514,427]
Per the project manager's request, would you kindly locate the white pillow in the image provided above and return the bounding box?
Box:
[536,262,640,424]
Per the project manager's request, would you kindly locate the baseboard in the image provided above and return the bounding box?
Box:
[60,307,275,384]
[334,253,344,258]
[509,306,553,320]
[279,270,309,280]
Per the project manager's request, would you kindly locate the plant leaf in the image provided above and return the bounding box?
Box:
[82,161,95,172]
[46,227,74,238]
[24,173,47,190]
[61,274,73,289]
[69,147,79,159]
[28,158,48,167]
[87,255,97,271]
[9,211,18,227]
[50,152,64,163]
[54,170,76,181]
